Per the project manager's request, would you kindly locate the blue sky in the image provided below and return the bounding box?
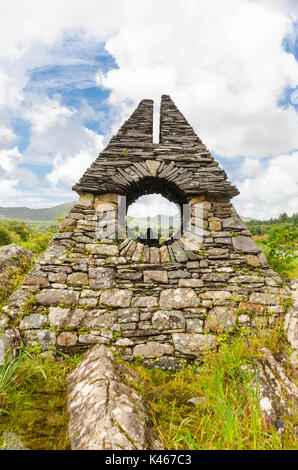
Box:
[0,0,297,219]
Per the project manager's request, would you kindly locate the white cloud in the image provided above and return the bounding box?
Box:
[233,152,298,218]
[127,195,180,218]
[98,0,298,157]
[47,139,104,187]
[236,158,264,178]
[0,179,18,199]
[0,0,297,216]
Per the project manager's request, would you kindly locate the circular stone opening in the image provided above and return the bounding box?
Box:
[125,177,189,246]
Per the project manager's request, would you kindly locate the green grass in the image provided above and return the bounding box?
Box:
[124,326,298,450]
[0,326,297,450]
[0,346,83,450]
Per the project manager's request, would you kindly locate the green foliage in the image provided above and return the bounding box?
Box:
[0,350,24,394]
[0,219,54,254]
[1,220,31,241]
[0,346,84,450]
[247,212,298,236]
[0,227,12,246]
[20,225,54,255]
[260,223,298,275]
[126,328,297,450]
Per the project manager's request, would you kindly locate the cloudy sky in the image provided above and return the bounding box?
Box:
[0,0,297,219]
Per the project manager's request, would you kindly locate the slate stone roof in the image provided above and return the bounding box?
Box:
[72,95,239,200]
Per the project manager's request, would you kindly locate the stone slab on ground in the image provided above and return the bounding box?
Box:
[67,344,163,450]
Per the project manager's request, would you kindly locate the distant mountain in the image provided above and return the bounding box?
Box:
[0,201,76,223]
[0,201,249,228]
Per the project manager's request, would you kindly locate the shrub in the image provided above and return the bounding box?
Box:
[262,223,298,275]
[0,227,12,246]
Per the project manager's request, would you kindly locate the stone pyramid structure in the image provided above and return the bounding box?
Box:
[3,95,293,369]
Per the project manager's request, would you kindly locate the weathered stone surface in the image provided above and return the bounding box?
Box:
[67,272,89,286]
[239,302,264,314]
[24,329,56,349]
[117,270,142,281]
[1,432,27,450]
[70,309,117,330]
[214,237,232,245]
[152,310,185,330]
[100,289,132,307]
[76,193,94,207]
[228,275,262,284]
[209,218,222,231]
[0,243,34,273]
[58,332,78,347]
[0,316,21,365]
[222,217,246,230]
[94,200,116,212]
[38,245,67,265]
[96,193,119,204]
[77,219,97,231]
[23,273,49,287]
[131,296,158,308]
[160,288,199,309]
[205,306,237,333]
[145,160,160,176]
[86,244,119,256]
[143,270,168,283]
[168,270,191,279]
[284,307,298,365]
[249,293,279,305]
[178,278,203,287]
[200,290,232,301]
[49,307,72,328]
[78,334,111,345]
[133,341,174,358]
[258,252,268,266]
[149,247,160,264]
[206,248,227,256]
[59,217,76,232]
[36,289,79,306]
[186,318,204,333]
[246,255,261,267]
[201,273,229,282]
[254,348,298,433]
[9,288,34,308]
[131,243,144,262]
[160,245,170,263]
[79,297,98,308]
[67,345,162,449]
[89,267,115,289]
[118,308,139,323]
[19,314,48,330]
[232,236,261,254]
[172,333,217,355]
[48,272,67,283]
[186,261,199,269]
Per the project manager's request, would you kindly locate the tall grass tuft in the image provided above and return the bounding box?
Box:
[126,329,297,450]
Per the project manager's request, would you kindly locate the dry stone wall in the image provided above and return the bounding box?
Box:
[3,193,292,369]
